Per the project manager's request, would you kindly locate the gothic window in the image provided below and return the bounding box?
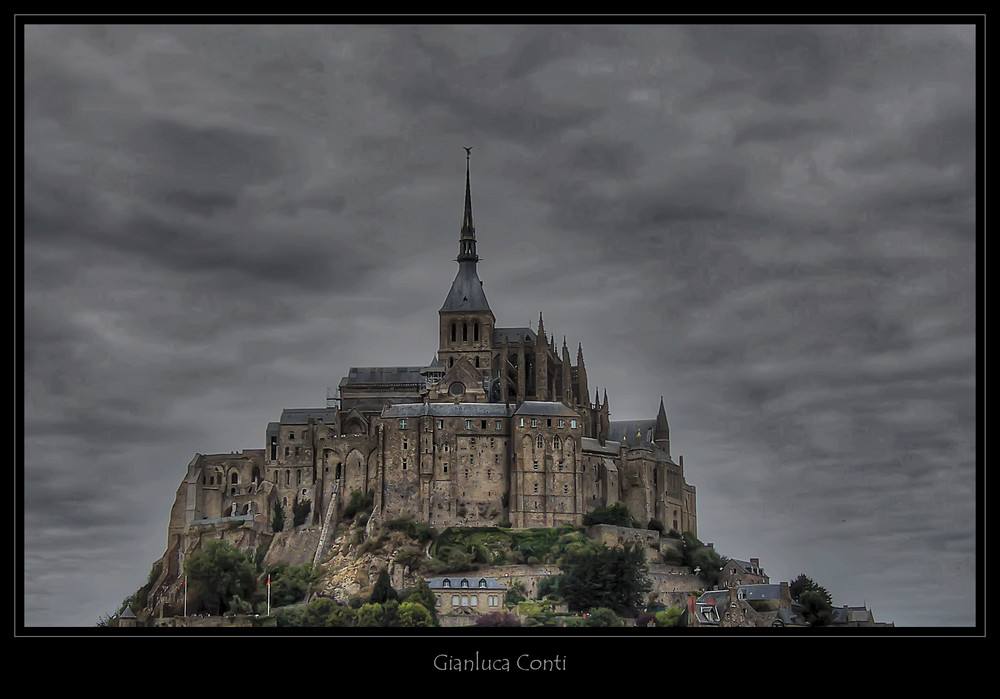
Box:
[231,473,239,485]
[285,470,290,485]
[474,322,480,342]
[451,323,456,343]
[553,435,561,450]
[537,435,544,450]
[463,322,468,342]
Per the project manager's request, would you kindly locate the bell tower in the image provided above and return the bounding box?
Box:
[438,148,496,380]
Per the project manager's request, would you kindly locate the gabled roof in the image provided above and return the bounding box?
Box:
[340,367,426,386]
[514,401,580,417]
[425,576,506,590]
[492,327,537,344]
[279,408,339,425]
[382,403,515,418]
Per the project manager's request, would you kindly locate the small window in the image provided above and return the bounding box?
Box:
[531,418,537,428]
[553,436,561,449]
[399,419,408,429]
[547,419,552,427]
[519,417,524,427]
[452,595,459,606]
[494,454,499,464]
[495,421,502,431]
[465,469,469,479]
[564,484,568,494]
[479,578,487,588]
[231,473,238,484]
[533,460,538,470]
[487,469,491,480]
[537,435,544,450]
[466,420,473,429]
[289,431,295,440]
[402,459,408,471]
[558,419,564,428]
[570,419,577,429]
[437,420,444,429]
[444,464,448,473]
[403,439,408,450]
[295,446,300,457]
[443,579,451,588]
[533,483,538,493]
[461,579,469,588]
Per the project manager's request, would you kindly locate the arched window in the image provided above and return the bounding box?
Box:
[474,322,480,342]
[537,435,544,450]
[463,322,468,342]
[285,470,290,485]
[451,323,456,343]
[231,473,239,485]
[479,578,487,588]
[335,463,342,479]
[443,579,451,588]
[461,579,469,588]
[553,435,561,450]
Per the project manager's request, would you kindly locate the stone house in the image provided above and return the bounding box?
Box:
[425,575,507,616]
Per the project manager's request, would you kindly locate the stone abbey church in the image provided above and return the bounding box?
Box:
[163,155,697,577]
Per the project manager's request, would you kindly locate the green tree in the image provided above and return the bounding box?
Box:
[271,504,285,532]
[325,605,358,627]
[357,602,385,627]
[584,607,623,627]
[655,607,684,627]
[185,541,257,615]
[303,597,338,626]
[370,568,398,604]
[789,574,834,626]
[397,601,434,627]
[557,542,651,617]
[582,502,635,527]
[406,579,439,626]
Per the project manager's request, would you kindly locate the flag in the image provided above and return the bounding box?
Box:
[267,574,271,587]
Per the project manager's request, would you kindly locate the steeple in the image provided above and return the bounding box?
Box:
[654,396,671,455]
[458,146,477,262]
[537,312,546,342]
[440,149,492,315]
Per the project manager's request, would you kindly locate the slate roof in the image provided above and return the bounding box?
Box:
[425,576,506,590]
[382,403,515,418]
[580,437,621,455]
[279,408,339,425]
[440,261,492,312]
[737,584,783,601]
[341,367,426,386]
[514,401,580,417]
[492,327,537,344]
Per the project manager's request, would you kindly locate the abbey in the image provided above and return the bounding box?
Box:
[162,154,697,579]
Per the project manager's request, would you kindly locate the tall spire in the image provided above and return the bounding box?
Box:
[458,146,478,262]
[537,311,546,341]
[654,396,671,455]
[440,149,491,314]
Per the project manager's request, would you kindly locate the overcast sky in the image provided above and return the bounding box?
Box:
[22,21,978,629]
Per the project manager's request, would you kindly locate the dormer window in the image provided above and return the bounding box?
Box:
[443,579,451,588]
[479,578,487,588]
[461,579,469,588]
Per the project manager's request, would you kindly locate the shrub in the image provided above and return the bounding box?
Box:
[583,502,635,527]
[357,602,385,627]
[476,612,521,627]
[303,597,338,626]
[343,490,374,520]
[397,601,435,627]
[585,607,623,627]
[271,504,285,532]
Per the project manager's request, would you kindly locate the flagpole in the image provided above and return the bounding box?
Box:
[267,574,271,616]
[184,575,188,618]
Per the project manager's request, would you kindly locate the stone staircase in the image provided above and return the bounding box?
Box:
[312,483,340,566]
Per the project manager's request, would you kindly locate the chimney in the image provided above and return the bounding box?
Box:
[750,557,759,571]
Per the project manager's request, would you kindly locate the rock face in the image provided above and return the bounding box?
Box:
[263,528,322,569]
